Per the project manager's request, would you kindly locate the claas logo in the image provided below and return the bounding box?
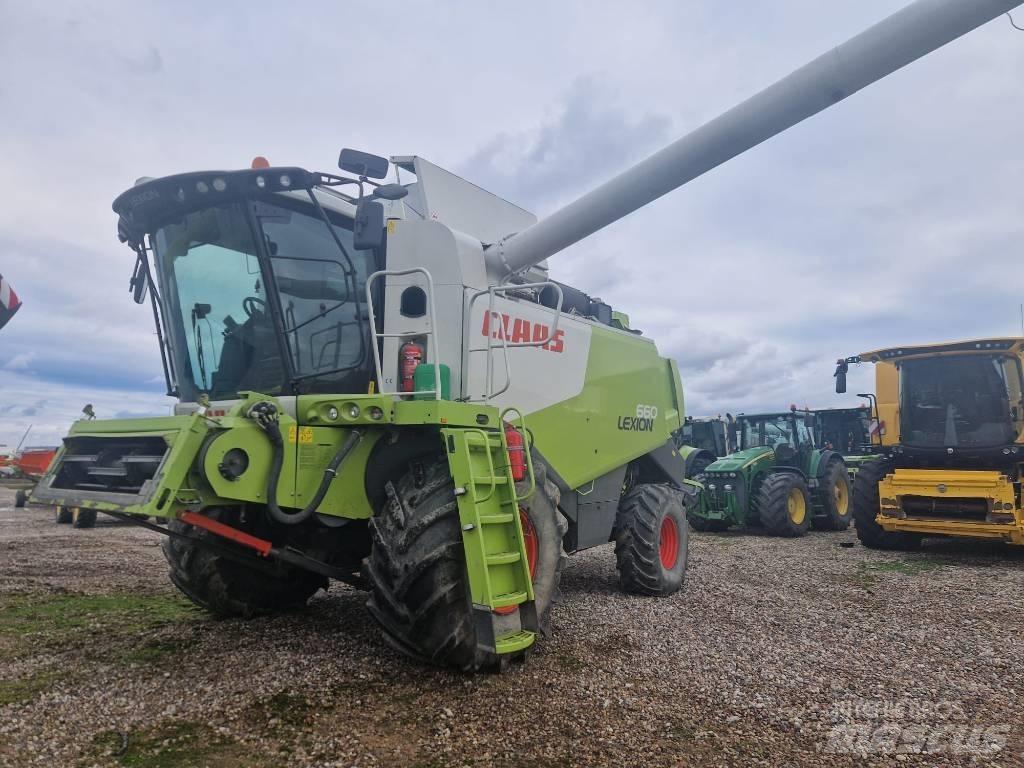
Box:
[481,312,565,353]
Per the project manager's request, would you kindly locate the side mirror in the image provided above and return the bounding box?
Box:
[130,253,149,304]
[339,148,389,180]
[834,360,848,394]
[354,200,385,251]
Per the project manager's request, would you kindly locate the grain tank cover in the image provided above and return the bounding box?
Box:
[392,156,537,245]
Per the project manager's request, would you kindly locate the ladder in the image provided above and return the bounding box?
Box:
[442,425,538,656]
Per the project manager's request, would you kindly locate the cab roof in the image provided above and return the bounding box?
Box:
[859,338,1024,363]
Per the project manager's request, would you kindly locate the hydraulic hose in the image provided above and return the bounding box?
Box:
[248,401,363,525]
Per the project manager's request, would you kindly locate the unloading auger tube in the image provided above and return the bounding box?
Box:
[485,0,1022,276]
[247,401,363,525]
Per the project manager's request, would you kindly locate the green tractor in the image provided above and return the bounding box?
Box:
[812,405,878,479]
[689,410,851,536]
[673,415,734,480]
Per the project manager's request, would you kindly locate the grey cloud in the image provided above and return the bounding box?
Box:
[459,77,672,213]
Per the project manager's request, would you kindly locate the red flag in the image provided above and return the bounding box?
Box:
[0,273,22,331]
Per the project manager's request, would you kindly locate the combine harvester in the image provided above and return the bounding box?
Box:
[33,0,1022,670]
[837,339,1024,549]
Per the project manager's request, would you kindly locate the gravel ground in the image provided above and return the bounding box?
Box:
[2,485,1023,767]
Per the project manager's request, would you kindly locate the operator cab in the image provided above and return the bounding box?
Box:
[836,338,1024,460]
[113,160,389,403]
[734,410,815,465]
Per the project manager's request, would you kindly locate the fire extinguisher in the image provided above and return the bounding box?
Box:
[399,341,424,393]
[505,422,526,482]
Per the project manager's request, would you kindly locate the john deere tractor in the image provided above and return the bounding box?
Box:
[29,0,1021,669]
[689,410,851,536]
[836,338,1024,549]
[673,415,735,478]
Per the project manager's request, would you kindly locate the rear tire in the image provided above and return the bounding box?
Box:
[162,508,327,617]
[614,484,689,596]
[758,472,811,537]
[55,507,73,524]
[364,457,565,672]
[72,508,97,529]
[853,459,923,551]
[814,459,852,531]
[14,490,27,508]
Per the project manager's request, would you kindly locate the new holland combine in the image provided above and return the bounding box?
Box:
[31,0,1022,669]
[836,338,1024,549]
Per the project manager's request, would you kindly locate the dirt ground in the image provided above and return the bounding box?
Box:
[1,486,1023,768]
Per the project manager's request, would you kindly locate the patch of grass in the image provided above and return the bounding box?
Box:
[90,722,268,768]
[861,559,944,577]
[0,670,61,706]
[0,594,199,639]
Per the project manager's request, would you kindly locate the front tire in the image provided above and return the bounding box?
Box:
[72,508,97,529]
[814,459,852,531]
[758,472,812,537]
[614,484,689,596]
[55,506,73,524]
[14,490,27,508]
[162,508,327,617]
[853,459,922,551]
[364,457,565,672]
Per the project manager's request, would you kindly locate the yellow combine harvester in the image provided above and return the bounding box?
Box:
[835,338,1024,549]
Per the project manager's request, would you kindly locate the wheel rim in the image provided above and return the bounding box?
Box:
[834,479,849,515]
[659,516,680,569]
[787,488,806,525]
[520,508,539,580]
[494,509,538,616]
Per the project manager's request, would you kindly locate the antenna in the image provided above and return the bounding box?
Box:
[14,424,31,453]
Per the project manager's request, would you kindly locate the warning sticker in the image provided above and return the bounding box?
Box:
[288,426,315,444]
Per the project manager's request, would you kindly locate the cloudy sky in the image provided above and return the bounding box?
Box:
[1,1,1022,448]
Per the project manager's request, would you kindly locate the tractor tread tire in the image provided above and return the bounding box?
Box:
[163,510,326,618]
[758,472,812,537]
[614,483,688,596]
[814,459,853,531]
[72,508,98,529]
[853,459,923,551]
[55,507,73,525]
[364,457,564,672]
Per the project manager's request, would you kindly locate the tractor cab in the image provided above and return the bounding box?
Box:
[734,410,815,467]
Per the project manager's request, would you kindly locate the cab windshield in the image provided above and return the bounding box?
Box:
[739,415,811,450]
[152,198,375,402]
[899,354,1024,448]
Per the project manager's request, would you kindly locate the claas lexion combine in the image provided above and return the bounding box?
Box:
[32,0,1021,670]
[836,338,1024,549]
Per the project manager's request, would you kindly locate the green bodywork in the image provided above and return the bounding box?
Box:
[690,412,839,529]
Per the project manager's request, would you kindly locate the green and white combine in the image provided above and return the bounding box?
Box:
[31,0,1020,670]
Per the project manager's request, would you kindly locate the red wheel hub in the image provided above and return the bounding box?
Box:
[659,516,679,570]
[520,508,539,580]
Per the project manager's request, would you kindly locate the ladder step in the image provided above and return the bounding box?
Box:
[479,513,515,525]
[486,551,521,565]
[471,476,509,486]
[495,630,536,655]
[492,590,528,608]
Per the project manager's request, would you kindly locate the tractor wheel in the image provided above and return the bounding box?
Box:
[614,484,689,596]
[364,457,565,672]
[14,490,27,508]
[814,459,852,531]
[687,513,729,533]
[758,472,812,537]
[163,508,327,617]
[853,459,922,551]
[55,506,73,524]
[72,508,97,529]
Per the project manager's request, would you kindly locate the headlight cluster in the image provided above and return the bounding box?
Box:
[704,471,739,480]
